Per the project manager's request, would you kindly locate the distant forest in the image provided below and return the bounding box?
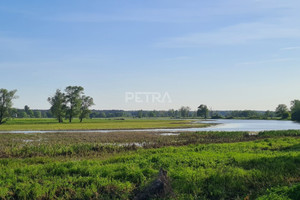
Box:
[0,87,280,122]
[10,107,274,119]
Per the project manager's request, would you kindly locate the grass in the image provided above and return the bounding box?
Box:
[1,130,300,199]
[257,183,300,200]
[0,118,210,131]
[259,130,300,137]
[0,131,252,158]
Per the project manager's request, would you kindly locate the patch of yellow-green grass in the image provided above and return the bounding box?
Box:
[0,118,210,131]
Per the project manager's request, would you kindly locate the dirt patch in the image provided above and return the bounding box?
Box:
[134,168,173,200]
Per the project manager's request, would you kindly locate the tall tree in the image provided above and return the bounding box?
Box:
[18,111,28,118]
[34,110,42,118]
[48,89,66,123]
[0,89,18,124]
[65,86,84,123]
[275,104,290,119]
[99,112,106,118]
[137,110,143,118]
[24,105,33,118]
[10,108,18,118]
[24,105,30,114]
[264,110,273,119]
[79,95,94,122]
[168,109,175,117]
[197,104,209,119]
[179,106,190,118]
[149,111,156,117]
[291,100,300,122]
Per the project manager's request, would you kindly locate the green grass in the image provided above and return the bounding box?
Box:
[259,130,300,137]
[0,131,251,158]
[1,131,300,199]
[0,118,209,131]
[257,183,300,200]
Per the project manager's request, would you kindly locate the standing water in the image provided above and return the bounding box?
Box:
[195,119,300,132]
[1,119,300,134]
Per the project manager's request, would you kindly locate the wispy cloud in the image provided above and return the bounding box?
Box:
[0,34,41,59]
[163,56,190,61]
[45,0,299,24]
[152,0,300,48]
[236,58,294,66]
[281,46,300,50]
[0,53,107,70]
[155,21,300,47]
[46,8,208,23]
[0,34,34,46]
[0,53,109,72]
[0,6,34,16]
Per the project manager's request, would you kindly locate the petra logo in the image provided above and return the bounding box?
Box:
[125,92,172,104]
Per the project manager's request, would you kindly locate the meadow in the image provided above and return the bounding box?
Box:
[1,129,300,199]
[0,118,209,131]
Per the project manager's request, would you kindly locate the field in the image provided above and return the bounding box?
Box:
[1,128,300,199]
[0,118,209,131]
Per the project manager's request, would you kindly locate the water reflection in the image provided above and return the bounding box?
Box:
[1,119,300,134]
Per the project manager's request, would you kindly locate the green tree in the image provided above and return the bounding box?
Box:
[79,96,94,122]
[264,110,274,119]
[10,108,18,118]
[65,86,84,123]
[137,110,143,118]
[275,104,290,119]
[0,89,18,124]
[42,111,48,118]
[18,111,27,118]
[24,105,34,118]
[197,104,209,119]
[24,105,30,114]
[34,111,42,118]
[291,100,300,122]
[211,112,223,119]
[48,89,67,123]
[179,106,190,118]
[99,112,106,118]
[168,109,175,117]
[149,111,156,117]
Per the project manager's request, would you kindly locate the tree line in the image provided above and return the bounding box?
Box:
[0,86,94,124]
[10,106,52,118]
[275,101,300,121]
[196,103,300,121]
[1,87,300,124]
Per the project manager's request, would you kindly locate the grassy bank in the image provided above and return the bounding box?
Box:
[1,130,300,199]
[0,118,209,131]
[0,131,251,158]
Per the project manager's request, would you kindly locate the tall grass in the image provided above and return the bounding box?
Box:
[1,131,300,199]
[257,182,300,200]
[259,130,300,137]
[0,131,253,158]
[0,118,209,131]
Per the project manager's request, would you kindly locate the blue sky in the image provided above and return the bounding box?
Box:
[1,0,300,111]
